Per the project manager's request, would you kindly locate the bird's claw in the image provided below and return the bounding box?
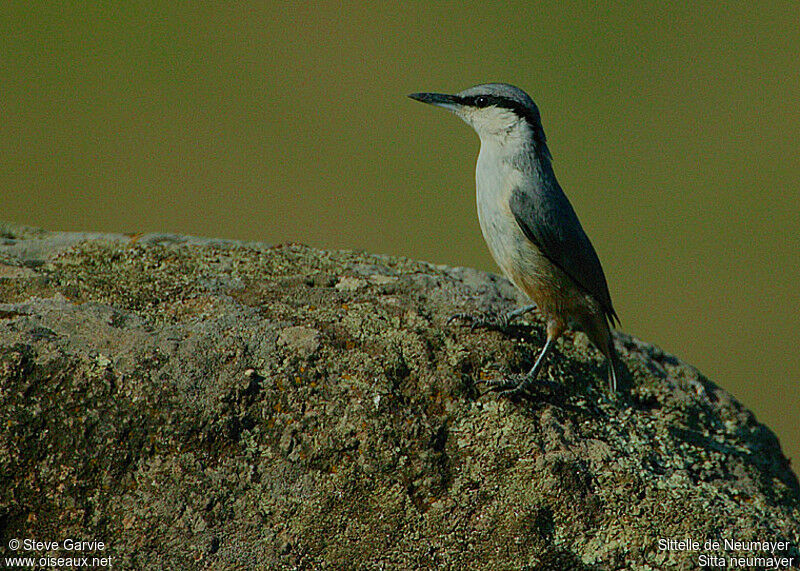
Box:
[447,312,510,332]
[478,375,526,397]
[477,374,563,399]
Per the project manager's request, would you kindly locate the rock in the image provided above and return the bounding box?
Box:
[0,223,798,569]
[335,276,368,292]
[277,326,321,358]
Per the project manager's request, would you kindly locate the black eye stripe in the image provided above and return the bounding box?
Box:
[463,95,500,108]
[461,94,523,112]
[457,93,547,147]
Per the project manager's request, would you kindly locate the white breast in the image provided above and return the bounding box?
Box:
[474,141,528,281]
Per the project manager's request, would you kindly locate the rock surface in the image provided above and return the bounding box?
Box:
[0,224,798,570]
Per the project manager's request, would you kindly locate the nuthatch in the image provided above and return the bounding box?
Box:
[409,83,620,394]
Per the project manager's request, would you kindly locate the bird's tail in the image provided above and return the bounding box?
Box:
[607,339,619,393]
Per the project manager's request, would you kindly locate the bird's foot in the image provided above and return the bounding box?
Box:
[448,304,537,332]
[447,311,512,332]
[477,373,563,399]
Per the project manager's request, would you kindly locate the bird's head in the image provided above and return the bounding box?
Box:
[409,83,548,153]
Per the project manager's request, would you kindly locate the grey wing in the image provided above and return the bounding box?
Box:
[510,185,619,326]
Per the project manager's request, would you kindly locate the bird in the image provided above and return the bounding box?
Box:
[409,83,620,394]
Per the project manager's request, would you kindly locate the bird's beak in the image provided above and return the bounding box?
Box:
[408,92,461,112]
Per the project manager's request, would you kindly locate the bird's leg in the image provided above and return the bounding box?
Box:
[480,321,563,396]
[524,334,555,380]
[504,304,538,324]
[448,304,537,331]
[480,335,559,396]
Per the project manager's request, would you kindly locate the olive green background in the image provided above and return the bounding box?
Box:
[3,4,798,463]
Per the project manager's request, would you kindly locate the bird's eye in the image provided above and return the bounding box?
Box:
[474,96,489,108]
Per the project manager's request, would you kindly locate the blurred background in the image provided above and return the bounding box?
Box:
[2,3,798,463]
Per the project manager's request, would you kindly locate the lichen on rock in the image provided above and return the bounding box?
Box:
[0,224,798,569]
